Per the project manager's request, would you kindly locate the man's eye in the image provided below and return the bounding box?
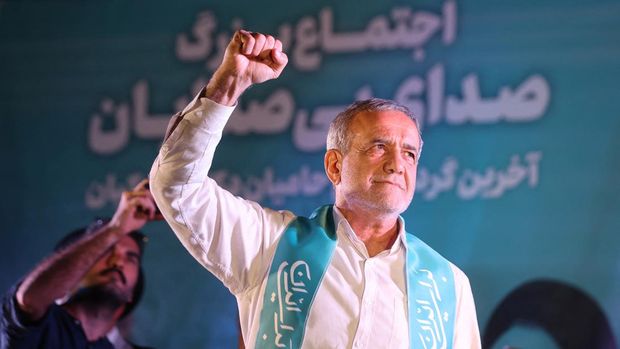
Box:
[405,151,416,160]
[127,254,140,264]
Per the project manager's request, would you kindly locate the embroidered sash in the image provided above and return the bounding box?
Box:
[405,233,456,349]
[255,205,455,349]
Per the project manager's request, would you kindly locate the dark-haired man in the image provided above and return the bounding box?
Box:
[1,180,159,349]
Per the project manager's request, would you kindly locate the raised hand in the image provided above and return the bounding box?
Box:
[110,179,160,234]
[206,30,289,106]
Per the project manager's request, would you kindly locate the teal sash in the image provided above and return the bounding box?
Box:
[255,205,456,349]
[405,232,456,349]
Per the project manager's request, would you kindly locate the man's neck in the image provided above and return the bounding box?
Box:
[336,205,400,257]
[63,302,122,342]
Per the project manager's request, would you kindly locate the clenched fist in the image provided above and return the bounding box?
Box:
[206,30,289,106]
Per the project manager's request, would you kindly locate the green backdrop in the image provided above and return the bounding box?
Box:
[1,0,619,348]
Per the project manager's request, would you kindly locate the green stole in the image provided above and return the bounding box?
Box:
[255,205,456,349]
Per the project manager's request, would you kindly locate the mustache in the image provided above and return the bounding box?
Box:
[372,177,405,189]
[99,267,127,285]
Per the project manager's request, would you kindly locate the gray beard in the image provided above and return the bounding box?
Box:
[67,284,130,317]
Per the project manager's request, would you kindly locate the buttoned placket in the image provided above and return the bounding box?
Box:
[352,257,380,349]
[305,207,409,349]
[343,225,403,349]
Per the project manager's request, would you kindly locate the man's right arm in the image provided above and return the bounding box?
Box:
[149,31,294,294]
[14,181,157,322]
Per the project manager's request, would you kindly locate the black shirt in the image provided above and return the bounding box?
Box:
[1,284,116,349]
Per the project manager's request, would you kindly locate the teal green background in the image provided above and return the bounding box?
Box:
[1,1,619,348]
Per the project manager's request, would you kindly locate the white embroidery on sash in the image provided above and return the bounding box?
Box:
[415,269,449,349]
[263,260,312,348]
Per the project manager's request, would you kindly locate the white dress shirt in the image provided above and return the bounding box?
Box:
[150,95,481,348]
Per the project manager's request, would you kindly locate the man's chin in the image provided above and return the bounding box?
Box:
[365,202,408,217]
[71,283,132,308]
[371,194,411,213]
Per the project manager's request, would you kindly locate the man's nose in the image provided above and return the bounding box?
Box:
[383,150,405,174]
[106,248,124,268]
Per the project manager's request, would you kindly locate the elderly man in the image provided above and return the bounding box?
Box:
[150,30,481,348]
[1,180,158,349]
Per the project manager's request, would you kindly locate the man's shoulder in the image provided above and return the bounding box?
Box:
[1,282,43,330]
[402,231,473,282]
[2,284,75,347]
[2,282,66,332]
[403,231,451,261]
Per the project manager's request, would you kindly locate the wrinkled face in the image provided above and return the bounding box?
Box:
[333,110,421,216]
[79,236,141,303]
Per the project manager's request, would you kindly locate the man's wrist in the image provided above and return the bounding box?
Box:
[105,219,131,239]
[205,72,251,106]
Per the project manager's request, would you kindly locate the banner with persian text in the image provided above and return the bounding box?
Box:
[1,0,618,347]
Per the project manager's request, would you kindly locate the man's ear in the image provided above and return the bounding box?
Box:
[113,304,127,321]
[324,149,343,185]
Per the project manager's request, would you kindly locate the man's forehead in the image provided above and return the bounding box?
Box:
[117,235,142,256]
[350,110,420,143]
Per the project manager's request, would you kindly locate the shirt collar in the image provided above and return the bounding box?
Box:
[332,206,407,257]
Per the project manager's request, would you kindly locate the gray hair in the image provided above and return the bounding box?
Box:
[326,98,424,156]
